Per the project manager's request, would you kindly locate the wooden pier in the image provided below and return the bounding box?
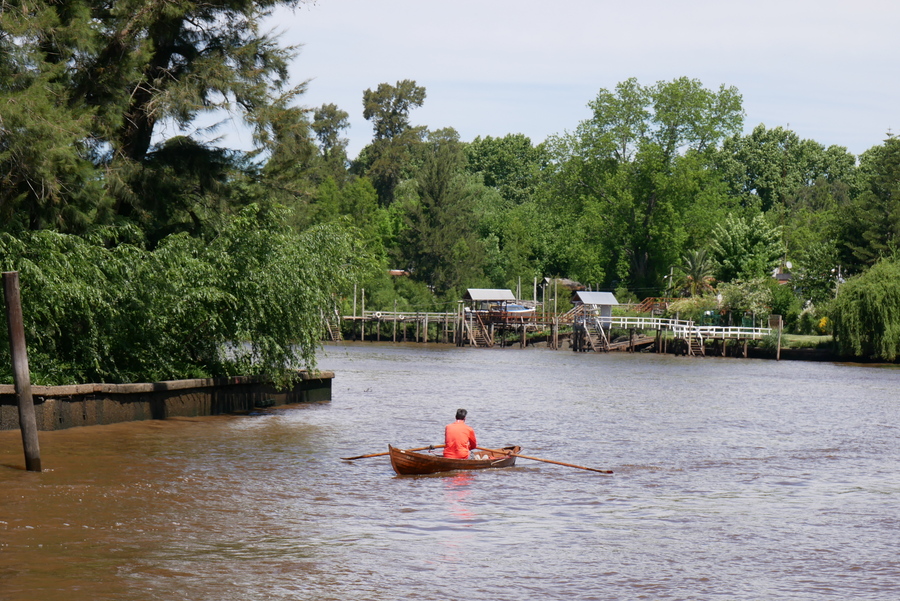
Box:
[335,306,775,358]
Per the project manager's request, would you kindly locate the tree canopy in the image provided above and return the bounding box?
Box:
[0,0,311,234]
[3,2,899,373]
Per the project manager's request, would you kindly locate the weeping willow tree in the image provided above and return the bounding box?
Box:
[831,257,900,361]
[0,207,371,385]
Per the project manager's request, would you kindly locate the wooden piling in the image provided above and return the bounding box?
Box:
[3,272,41,472]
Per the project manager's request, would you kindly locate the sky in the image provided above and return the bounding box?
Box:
[204,0,898,159]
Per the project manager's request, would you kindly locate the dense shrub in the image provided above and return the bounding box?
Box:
[0,207,369,385]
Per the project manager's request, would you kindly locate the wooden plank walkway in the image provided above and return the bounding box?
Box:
[340,310,774,354]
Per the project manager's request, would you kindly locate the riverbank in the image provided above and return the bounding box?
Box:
[0,371,333,431]
[339,334,868,364]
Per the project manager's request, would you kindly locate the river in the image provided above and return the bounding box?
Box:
[1,343,898,600]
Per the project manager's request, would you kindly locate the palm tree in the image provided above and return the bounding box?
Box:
[674,249,717,297]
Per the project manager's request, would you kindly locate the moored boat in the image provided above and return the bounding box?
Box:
[388,445,521,476]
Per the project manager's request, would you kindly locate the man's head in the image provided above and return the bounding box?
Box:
[455,408,467,421]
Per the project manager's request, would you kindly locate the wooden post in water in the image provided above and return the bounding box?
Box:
[776,316,783,361]
[393,300,397,342]
[3,272,41,472]
[553,279,559,350]
[770,314,783,361]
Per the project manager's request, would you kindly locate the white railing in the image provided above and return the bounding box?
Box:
[585,315,773,341]
[358,310,455,321]
[692,325,772,340]
[350,311,774,341]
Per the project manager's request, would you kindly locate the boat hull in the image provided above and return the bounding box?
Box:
[389,445,520,476]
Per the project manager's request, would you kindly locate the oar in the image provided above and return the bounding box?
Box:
[476,446,613,475]
[341,444,445,461]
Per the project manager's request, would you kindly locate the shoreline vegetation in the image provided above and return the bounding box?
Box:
[328,335,864,364]
[3,2,899,384]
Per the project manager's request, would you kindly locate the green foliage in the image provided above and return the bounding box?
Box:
[831,256,900,361]
[400,135,485,298]
[796,304,829,336]
[766,279,801,332]
[359,80,427,205]
[666,296,719,323]
[792,239,841,306]
[715,124,856,212]
[312,104,350,160]
[0,207,368,385]
[543,77,744,293]
[710,213,784,282]
[716,277,774,316]
[363,80,427,141]
[839,136,900,272]
[584,77,744,163]
[310,103,351,182]
[0,29,105,231]
[673,248,716,297]
[465,134,547,204]
[125,137,242,245]
[1,0,312,235]
[778,177,848,300]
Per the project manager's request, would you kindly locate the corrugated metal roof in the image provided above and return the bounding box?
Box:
[572,291,619,305]
[463,288,516,302]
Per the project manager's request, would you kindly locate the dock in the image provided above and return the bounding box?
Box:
[331,305,774,358]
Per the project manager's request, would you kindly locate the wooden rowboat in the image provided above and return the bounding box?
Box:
[388,445,521,476]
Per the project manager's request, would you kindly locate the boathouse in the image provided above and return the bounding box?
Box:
[459,289,518,348]
[462,288,516,311]
[571,291,619,352]
[571,291,618,326]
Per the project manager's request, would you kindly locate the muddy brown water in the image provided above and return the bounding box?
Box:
[2,343,899,600]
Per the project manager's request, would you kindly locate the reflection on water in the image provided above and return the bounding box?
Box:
[443,471,475,522]
[2,342,899,600]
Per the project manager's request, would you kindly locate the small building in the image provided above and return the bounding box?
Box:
[462,288,516,311]
[544,277,585,292]
[571,291,619,326]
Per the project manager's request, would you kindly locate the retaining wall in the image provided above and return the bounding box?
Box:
[0,371,333,431]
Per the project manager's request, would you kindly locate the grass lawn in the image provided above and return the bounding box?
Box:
[781,334,833,349]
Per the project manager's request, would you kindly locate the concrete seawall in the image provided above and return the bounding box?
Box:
[0,371,333,431]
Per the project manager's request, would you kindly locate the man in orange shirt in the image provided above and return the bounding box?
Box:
[443,408,477,459]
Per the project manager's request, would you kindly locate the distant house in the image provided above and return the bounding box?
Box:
[571,291,619,326]
[462,288,516,311]
[774,271,792,285]
[544,277,585,292]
